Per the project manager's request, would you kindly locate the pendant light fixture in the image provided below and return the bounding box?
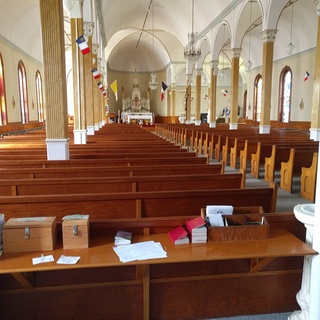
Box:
[184,0,201,63]
[246,1,253,71]
[287,1,295,55]
[149,0,158,90]
[219,23,226,79]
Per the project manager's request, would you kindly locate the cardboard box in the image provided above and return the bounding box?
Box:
[3,217,56,253]
[62,215,89,249]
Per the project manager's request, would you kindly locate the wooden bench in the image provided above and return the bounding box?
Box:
[0,172,245,196]
[0,156,209,168]
[0,183,277,221]
[250,141,318,178]
[280,148,317,193]
[0,163,224,179]
[0,212,312,320]
[300,152,318,201]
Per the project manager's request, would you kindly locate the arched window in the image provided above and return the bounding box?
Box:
[278,66,292,123]
[18,60,29,124]
[253,74,262,121]
[0,53,7,125]
[35,70,44,122]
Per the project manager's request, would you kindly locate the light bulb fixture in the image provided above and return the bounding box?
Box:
[287,2,295,55]
[220,23,227,78]
[63,0,74,11]
[184,0,201,63]
[149,0,158,90]
[246,1,253,71]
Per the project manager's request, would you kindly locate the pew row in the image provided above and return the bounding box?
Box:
[0,163,224,179]
[0,172,245,196]
[0,184,277,221]
[0,156,209,168]
[300,152,318,201]
[0,212,311,320]
[280,148,317,193]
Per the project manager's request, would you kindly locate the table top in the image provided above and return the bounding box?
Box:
[0,228,316,274]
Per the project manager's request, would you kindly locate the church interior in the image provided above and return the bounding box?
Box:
[1,0,320,319]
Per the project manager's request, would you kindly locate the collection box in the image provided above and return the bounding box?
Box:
[62,215,90,249]
[200,207,269,241]
[3,217,57,253]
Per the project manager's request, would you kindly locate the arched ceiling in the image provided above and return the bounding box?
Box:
[0,0,317,75]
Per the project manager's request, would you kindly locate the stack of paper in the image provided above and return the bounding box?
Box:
[114,230,132,246]
[186,216,207,243]
[205,205,233,226]
[113,240,167,263]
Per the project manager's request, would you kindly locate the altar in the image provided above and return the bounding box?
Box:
[121,112,153,124]
[121,72,153,124]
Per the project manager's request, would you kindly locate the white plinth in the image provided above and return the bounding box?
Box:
[209,122,216,128]
[73,129,87,144]
[46,138,70,160]
[94,123,100,131]
[229,123,238,130]
[87,125,95,136]
[309,128,320,141]
[194,120,201,126]
[259,125,271,134]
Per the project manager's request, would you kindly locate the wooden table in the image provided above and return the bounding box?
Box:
[0,228,317,320]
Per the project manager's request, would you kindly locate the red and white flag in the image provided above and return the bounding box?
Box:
[161,81,168,101]
[91,68,101,79]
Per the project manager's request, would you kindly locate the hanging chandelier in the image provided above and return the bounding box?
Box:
[184,0,201,62]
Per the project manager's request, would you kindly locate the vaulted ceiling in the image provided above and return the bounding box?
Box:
[0,0,317,76]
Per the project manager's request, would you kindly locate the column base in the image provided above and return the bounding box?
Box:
[186,120,191,124]
[194,120,201,126]
[259,125,271,134]
[46,138,70,160]
[94,123,100,131]
[229,123,238,130]
[73,129,87,144]
[87,126,95,136]
[309,128,320,141]
[209,122,216,128]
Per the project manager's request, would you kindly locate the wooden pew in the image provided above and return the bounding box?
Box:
[280,148,317,193]
[0,212,309,320]
[300,152,318,201]
[0,183,277,221]
[0,172,245,196]
[250,141,318,179]
[0,156,209,168]
[0,163,224,179]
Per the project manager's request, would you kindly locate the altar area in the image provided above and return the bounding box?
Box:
[121,74,154,124]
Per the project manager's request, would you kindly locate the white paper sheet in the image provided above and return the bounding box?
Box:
[113,240,167,263]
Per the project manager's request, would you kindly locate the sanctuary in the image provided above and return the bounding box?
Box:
[121,74,153,124]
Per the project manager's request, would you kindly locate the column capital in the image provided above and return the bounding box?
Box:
[231,48,242,59]
[315,0,320,16]
[210,60,219,76]
[195,68,202,76]
[92,44,99,55]
[261,29,277,43]
[83,22,94,37]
